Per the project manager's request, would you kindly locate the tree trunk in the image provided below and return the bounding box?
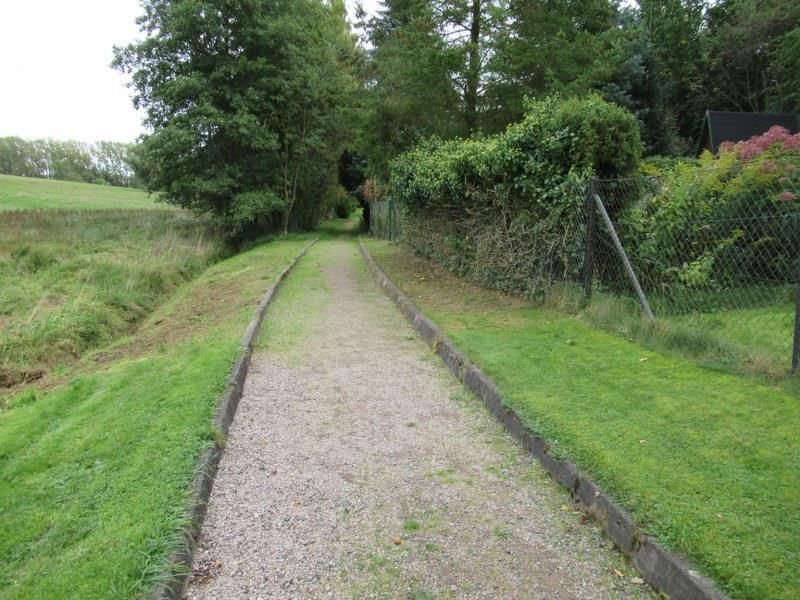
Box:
[465,0,482,135]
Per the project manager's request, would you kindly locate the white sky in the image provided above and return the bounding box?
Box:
[0,0,382,145]
[0,0,143,144]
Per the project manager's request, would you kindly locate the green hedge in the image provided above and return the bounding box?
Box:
[390,95,642,297]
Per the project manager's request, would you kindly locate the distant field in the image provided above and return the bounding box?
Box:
[0,174,160,211]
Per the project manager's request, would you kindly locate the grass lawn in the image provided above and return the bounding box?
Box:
[670,304,795,368]
[0,237,312,598]
[364,238,800,600]
[582,289,797,377]
[0,210,219,390]
[0,174,159,211]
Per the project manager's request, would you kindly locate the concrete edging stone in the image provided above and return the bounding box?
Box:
[151,239,318,599]
[358,238,729,600]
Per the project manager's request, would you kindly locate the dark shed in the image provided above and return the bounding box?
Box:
[697,110,800,155]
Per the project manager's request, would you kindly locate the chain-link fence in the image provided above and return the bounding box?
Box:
[373,165,800,374]
[370,199,402,241]
[588,171,800,374]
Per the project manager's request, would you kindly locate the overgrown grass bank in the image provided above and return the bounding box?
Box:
[0,174,158,210]
[0,238,311,598]
[364,238,800,600]
[0,209,219,389]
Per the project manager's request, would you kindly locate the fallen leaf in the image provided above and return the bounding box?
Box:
[631,577,644,584]
[613,569,624,578]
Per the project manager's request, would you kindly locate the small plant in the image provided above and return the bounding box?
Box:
[402,519,421,532]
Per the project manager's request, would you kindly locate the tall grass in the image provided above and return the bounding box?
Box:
[0,239,312,598]
[0,210,220,389]
[537,281,797,379]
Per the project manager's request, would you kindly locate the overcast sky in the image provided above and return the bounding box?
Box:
[0,0,381,145]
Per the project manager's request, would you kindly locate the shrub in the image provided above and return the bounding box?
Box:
[390,95,642,297]
[320,185,355,219]
[623,126,800,296]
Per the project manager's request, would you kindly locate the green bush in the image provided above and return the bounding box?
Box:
[324,185,355,219]
[622,128,800,296]
[390,95,642,297]
[639,155,698,178]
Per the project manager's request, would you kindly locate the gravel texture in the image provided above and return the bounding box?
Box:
[185,240,656,599]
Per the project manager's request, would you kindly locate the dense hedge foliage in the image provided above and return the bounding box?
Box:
[389,96,642,296]
[392,95,641,212]
[623,126,800,296]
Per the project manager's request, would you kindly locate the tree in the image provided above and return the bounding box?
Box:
[594,10,677,155]
[636,0,706,145]
[46,140,94,182]
[0,136,140,186]
[702,0,800,115]
[93,141,137,187]
[429,0,506,134]
[484,0,617,130]
[357,0,465,177]
[357,0,800,164]
[0,137,37,177]
[114,0,355,239]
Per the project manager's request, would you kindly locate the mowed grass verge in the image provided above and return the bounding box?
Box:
[580,290,796,379]
[0,174,158,211]
[0,238,312,599]
[0,209,220,390]
[363,238,800,600]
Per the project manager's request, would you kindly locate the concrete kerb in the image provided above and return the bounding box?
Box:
[358,238,729,600]
[151,239,318,600]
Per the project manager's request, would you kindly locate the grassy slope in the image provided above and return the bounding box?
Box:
[0,238,312,599]
[0,174,158,211]
[0,210,218,389]
[364,239,800,600]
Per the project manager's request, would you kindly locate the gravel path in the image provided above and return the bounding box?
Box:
[186,240,655,599]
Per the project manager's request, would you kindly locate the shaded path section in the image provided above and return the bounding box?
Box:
[186,240,654,599]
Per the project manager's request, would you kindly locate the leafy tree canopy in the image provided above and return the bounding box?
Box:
[114,0,356,239]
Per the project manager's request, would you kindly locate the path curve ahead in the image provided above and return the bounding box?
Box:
[186,240,653,599]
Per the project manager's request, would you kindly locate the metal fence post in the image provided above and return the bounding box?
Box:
[583,178,597,302]
[793,273,800,373]
[594,192,655,320]
[391,201,395,241]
